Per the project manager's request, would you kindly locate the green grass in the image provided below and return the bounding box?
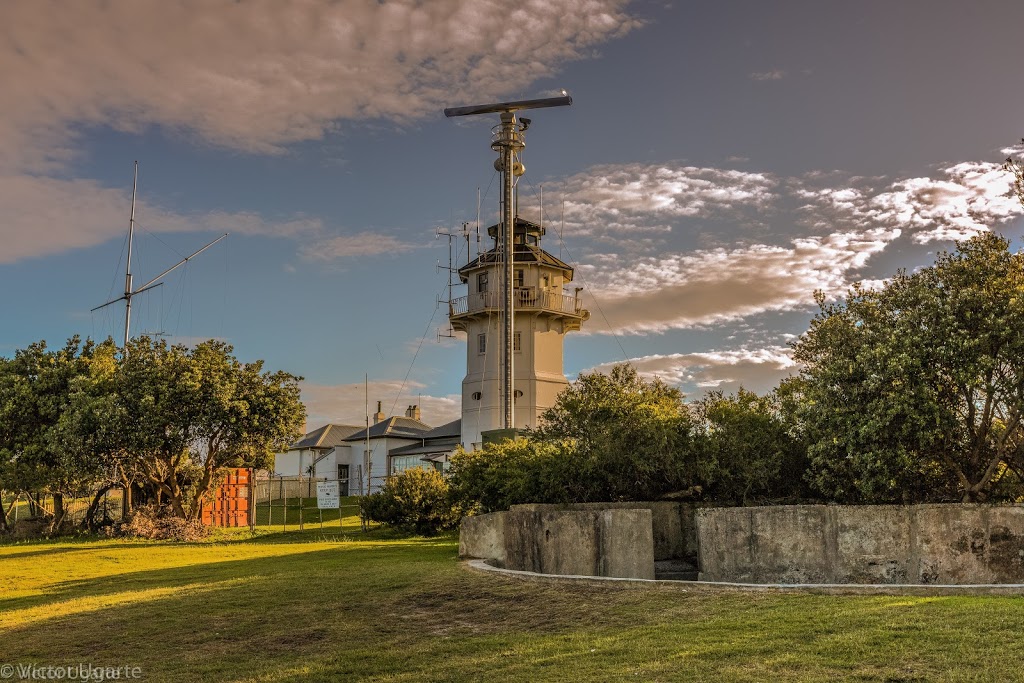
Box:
[2,507,1024,682]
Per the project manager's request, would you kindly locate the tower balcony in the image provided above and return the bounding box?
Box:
[449,288,588,321]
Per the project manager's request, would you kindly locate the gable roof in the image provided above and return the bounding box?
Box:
[344,416,433,442]
[290,423,363,450]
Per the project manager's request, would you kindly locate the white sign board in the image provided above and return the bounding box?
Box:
[316,481,340,509]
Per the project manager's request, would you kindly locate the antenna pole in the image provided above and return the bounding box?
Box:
[124,162,138,349]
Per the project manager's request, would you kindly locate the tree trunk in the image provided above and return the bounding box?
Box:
[82,484,118,530]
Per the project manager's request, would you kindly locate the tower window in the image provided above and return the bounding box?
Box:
[514,331,521,352]
[514,269,525,287]
[477,271,488,292]
[477,333,486,354]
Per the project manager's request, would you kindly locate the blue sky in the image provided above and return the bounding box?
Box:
[3,0,1024,428]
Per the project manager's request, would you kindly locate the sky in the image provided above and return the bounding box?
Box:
[3,0,1024,429]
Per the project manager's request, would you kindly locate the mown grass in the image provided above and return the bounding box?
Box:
[1,506,1023,682]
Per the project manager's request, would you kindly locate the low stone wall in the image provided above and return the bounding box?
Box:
[698,504,1024,584]
[459,508,655,579]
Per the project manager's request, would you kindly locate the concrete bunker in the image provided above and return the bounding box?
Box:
[459,503,1024,585]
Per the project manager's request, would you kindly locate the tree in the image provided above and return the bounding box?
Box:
[530,364,697,501]
[792,233,1024,503]
[0,337,114,530]
[693,388,810,505]
[110,337,305,520]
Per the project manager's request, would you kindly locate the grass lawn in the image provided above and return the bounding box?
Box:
[2,504,1023,682]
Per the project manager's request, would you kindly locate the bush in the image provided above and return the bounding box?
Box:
[116,505,210,541]
[448,440,577,513]
[359,468,461,535]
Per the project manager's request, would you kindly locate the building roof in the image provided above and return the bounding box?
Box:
[421,419,462,440]
[289,423,363,450]
[388,419,462,458]
[343,416,433,442]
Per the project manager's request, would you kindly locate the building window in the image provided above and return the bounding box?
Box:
[514,269,525,287]
[391,455,427,475]
[514,331,521,352]
[541,274,550,289]
[478,333,486,354]
[477,271,488,292]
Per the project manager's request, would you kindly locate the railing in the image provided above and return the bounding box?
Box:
[449,289,584,317]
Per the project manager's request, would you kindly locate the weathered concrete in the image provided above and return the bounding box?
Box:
[511,502,698,563]
[698,504,1024,585]
[459,508,655,579]
[458,512,507,566]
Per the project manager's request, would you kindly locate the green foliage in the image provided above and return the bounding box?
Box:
[451,365,700,511]
[360,467,462,535]
[793,232,1024,503]
[693,388,810,505]
[448,440,578,513]
[0,335,305,528]
[531,364,697,501]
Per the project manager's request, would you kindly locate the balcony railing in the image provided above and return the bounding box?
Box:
[449,288,584,318]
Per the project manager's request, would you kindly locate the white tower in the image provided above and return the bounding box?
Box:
[444,95,583,448]
[450,217,589,448]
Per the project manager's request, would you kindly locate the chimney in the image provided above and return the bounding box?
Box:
[373,400,385,424]
[405,404,421,421]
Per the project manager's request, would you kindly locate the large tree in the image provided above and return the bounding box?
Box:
[530,364,696,501]
[0,337,114,530]
[792,232,1024,503]
[109,337,305,520]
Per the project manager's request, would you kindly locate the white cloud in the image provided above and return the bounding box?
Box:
[300,380,460,429]
[0,0,639,172]
[557,158,1021,334]
[588,346,797,396]
[582,227,900,333]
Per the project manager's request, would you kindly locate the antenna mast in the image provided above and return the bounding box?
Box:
[444,94,572,430]
[93,162,229,349]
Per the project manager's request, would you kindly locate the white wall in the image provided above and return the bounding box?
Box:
[343,437,419,495]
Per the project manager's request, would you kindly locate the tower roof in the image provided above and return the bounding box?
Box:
[459,217,574,281]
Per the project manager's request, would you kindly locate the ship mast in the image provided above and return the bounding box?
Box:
[444,95,572,430]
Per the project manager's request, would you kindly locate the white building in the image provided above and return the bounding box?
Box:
[449,217,589,448]
[274,423,362,479]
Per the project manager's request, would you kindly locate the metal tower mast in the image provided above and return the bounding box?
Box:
[444,95,572,430]
[93,162,228,349]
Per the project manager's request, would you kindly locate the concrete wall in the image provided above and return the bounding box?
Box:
[459,508,655,580]
[698,504,1024,584]
[512,502,699,563]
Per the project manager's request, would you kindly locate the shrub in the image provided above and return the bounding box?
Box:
[359,468,461,535]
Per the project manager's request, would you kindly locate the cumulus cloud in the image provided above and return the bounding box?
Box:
[588,346,797,396]
[556,158,1021,334]
[794,161,1022,243]
[300,380,460,429]
[550,163,777,245]
[582,227,900,333]
[0,0,639,172]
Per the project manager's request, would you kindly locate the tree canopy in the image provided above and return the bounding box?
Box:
[0,336,305,528]
[792,232,1024,503]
